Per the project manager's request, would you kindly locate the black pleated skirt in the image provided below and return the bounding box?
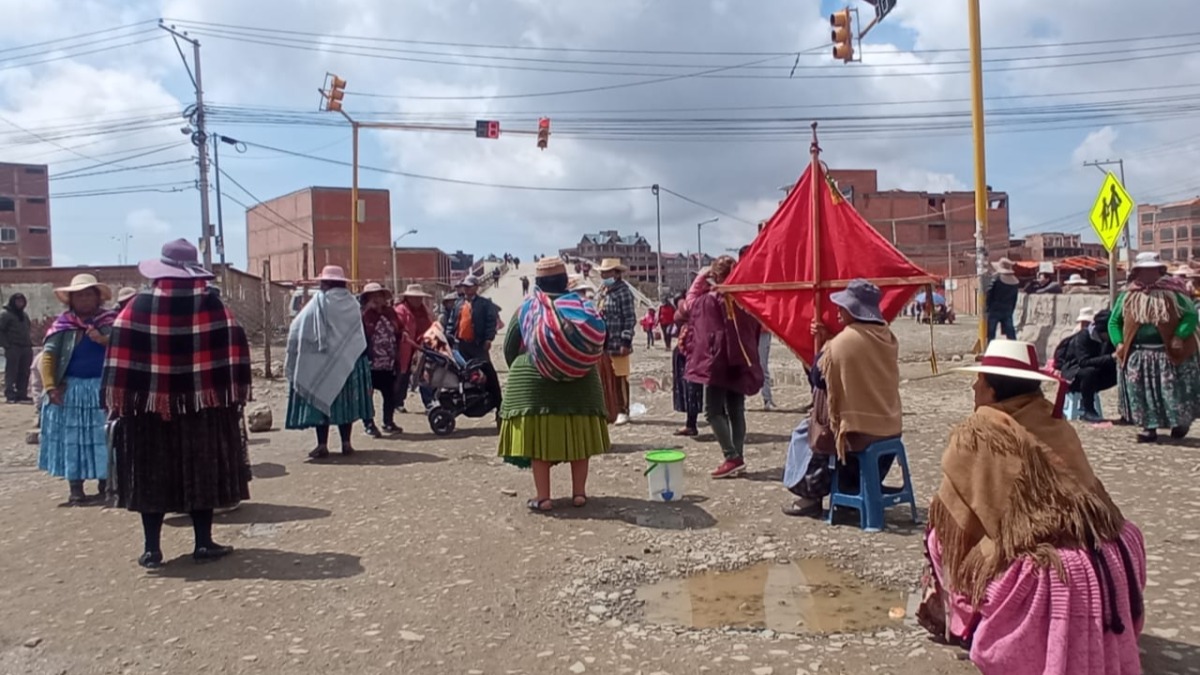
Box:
[113,406,251,514]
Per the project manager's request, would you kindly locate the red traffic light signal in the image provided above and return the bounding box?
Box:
[537,117,550,150]
[831,9,854,63]
[324,74,347,112]
[475,119,500,139]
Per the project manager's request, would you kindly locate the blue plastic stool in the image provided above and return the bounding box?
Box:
[826,438,919,533]
[1062,391,1103,421]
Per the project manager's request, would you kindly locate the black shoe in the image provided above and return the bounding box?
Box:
[138,551,164,569]
[363,423,382,439]
[1080,412,1105,424]
[1171,425,1190,439]
[193,543,233,562]
[308,446,330,460]
[1137,429,1159,444]
[381,422,401,434]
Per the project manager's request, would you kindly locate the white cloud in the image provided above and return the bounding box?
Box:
[125,207,170,235]
[1071,127,1118,167]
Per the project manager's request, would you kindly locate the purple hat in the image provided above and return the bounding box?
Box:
[138,239,214,280]
[830,278,884,323]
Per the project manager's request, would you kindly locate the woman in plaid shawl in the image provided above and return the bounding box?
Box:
[102,239,252,570]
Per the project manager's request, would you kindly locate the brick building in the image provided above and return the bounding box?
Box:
[1019,232,1107,262]
[825,169,1011,277]
[0,162,52,268]
[246,186,392,284]
[559,231,658,285]
[393,246,453,297]
[1138,198,1200,263]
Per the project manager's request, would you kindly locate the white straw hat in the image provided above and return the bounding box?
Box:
[957,339,1059,383]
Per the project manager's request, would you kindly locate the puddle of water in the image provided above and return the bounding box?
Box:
[637,559,909,634]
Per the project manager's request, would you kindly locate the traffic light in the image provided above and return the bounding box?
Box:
[323,74,347,112]
[831,9,854,63]
[475,119,500,139]
[537,117,550,150]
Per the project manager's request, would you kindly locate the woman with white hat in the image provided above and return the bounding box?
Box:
[919,339,1144,673]
[394,283,436,411]
[285,266,375,459]
[360,282,403,436]
[1062,273,1091,294]
[39,273,117,504]
[1108,252,1200,443]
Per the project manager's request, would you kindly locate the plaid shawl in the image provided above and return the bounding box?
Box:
[102,279,251,418]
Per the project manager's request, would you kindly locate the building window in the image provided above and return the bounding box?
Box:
[1142,230,1154,245]
[0,227,16,243]
[27,226,47,235]
[1161,229,1174,243]
[1193,247,1200,260]
[0,258,16,268]
[1141,213,1155,224]
[26,197,45,205]
[1178,226,1190,240]
[1179,248,1190,261]
[0,198,13,212]
[27,257,50,266]
[23,167,45,175]
[1161,249,1175,261]
[928,223,947,241]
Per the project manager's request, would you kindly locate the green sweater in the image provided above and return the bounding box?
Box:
[499,307,607,420]
[1108,290,1198,346]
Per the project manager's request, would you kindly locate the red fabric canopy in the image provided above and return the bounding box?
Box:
[724,160,936,366]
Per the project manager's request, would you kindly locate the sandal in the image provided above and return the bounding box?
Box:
[572,495,588,508]
[782,499,823,518]
[308,446,330,460]
[526,498,552,512]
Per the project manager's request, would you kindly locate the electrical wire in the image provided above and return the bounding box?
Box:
[51,158,194,181]
[215,167,315,241]
[658,188,756,226]
[0,35,166,73]
[50,181,193,199]
[51,144,189,178]
[0,21,157,55]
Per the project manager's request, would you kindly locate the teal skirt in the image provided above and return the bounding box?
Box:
[498,413,610,468]
[286,357,374,429]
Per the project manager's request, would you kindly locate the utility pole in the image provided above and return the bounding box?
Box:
[1084,158,1129,305]
[261,260,272,379]
[652,185,663,300]
[160,21,213,270]
[967,0,990,352]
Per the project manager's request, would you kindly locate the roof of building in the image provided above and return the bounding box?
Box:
[579,231,648,246]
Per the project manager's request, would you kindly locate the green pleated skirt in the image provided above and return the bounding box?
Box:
[498,413,610,468]
[286,356,375,429]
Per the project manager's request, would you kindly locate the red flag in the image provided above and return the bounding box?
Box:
[724,161,936,366]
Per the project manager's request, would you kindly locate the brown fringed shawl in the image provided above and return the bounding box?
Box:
[929,393,1125,605]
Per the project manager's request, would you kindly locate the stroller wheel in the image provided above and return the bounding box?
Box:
[428,408,457,437]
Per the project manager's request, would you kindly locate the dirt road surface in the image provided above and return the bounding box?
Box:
[1,269,1197,674]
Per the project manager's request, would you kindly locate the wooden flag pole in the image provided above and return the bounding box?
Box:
[810,122,825,353]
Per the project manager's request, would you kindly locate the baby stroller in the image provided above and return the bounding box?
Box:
[418,347,501,436]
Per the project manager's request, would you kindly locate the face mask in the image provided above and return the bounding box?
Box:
[602,278,616,287]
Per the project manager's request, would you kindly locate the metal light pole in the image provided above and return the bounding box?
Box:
[652,184,663,299]
[211,133,243,290]
[696,217,719,272]
[967,0,990,352]
[391,228,418,294]
[111,234,132,265]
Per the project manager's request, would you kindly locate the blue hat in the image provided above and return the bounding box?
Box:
[830,279,884,323]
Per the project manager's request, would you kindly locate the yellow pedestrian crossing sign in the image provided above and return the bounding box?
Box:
[1089,172,1134,252]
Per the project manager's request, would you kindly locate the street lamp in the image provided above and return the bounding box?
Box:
[696,217,719,272]
[391,228,418,294]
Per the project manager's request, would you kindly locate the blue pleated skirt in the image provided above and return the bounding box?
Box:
[39,377,108,481]
[286,356,375,429]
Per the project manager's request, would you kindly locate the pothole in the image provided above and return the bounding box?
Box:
[636,558,914,634]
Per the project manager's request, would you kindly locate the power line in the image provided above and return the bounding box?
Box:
[50,181,193,199]
[0,21,156,55]
[51,158,194,181]
[51,144,189,178]
[164,18,1200,58]
[658,188,757,226]
[236,138,653,192]
[0,35,165,73]
[215,166,314,241]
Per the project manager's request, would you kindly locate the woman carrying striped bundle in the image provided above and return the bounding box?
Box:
[497,257,611,512]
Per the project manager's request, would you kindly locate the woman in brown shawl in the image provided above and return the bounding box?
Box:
[920,340,1145,674]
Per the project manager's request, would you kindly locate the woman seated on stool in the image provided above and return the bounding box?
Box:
[919,340,1145,674]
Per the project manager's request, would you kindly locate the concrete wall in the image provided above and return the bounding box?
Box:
[1016,291,1111,359]
[0,265,291,344]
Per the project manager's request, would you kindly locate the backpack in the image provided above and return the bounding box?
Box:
[518,288,607,382]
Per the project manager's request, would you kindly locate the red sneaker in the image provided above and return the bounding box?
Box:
[711,458,745,479]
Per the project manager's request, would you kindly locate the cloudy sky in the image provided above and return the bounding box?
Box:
[2,0,1198,272]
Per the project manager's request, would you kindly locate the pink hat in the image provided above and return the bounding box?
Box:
[316,265,348,282]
